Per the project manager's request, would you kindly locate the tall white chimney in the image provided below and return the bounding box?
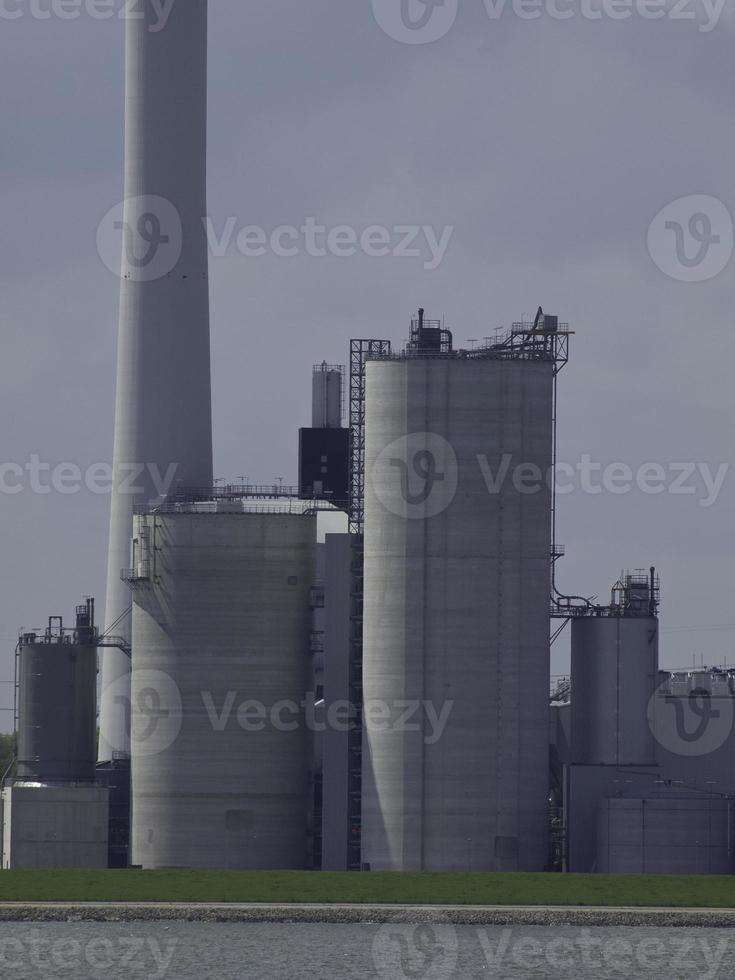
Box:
[98,0,213,761]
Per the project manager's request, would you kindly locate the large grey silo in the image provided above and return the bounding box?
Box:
[361,353,554,871]
[100,0,213,763]
[130,508,316,869]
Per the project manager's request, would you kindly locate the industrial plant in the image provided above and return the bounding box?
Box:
[3,0,733,876]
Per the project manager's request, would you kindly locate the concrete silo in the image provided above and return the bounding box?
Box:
[571,572,659,766]
[361,314,562,871]
[128,503,316,869]
[566,570,668,872]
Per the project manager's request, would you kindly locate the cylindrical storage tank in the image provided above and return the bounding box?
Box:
[16,638,97,784]
[131,510,316,870]
[571,617,658,765]
[312,365,342,428]
[362,355,554,871]
[597,796,734,874]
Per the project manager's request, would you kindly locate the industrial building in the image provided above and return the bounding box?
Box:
[10,304,735,873]
[7,0,735,875]
[2,602,108,869]
[553,572,735,874]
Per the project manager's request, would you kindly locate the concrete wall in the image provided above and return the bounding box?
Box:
[2,785,109,869]
[598,796,733,874]
[566,763,735,874]
[361,356,553,871]
[566,764,659,872]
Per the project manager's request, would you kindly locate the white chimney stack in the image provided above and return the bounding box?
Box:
[98,0,213,761]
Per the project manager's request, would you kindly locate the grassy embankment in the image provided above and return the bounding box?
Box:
[0,871,732,907]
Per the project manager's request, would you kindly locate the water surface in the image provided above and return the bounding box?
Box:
[0,921,732,979]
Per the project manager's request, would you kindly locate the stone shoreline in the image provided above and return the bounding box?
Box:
[0,904,734,928]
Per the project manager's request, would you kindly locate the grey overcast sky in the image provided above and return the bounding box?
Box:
[1,0,734,725]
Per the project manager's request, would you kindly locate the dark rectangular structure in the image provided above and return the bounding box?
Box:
[299,428,350,505]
